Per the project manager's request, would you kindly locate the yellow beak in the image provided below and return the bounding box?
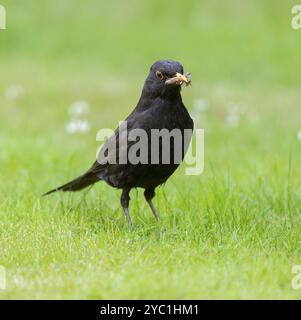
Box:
[165,72,191,86]
[175,72,189,84]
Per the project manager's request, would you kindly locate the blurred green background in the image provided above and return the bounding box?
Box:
[1,0,301,299]
[1,0,300,84]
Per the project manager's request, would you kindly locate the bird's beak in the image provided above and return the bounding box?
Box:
[165,72,191,86]
[175,72,189,84]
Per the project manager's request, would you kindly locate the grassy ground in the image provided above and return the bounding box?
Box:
[1,0,301,299]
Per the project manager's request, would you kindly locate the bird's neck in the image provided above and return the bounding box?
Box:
[136,87,182,111]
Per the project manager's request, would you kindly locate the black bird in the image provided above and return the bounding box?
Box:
[44,60,194,230]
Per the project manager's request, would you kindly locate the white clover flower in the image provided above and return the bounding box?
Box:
[69,100,90,116]
[78,120,91,133]
[5,85,25,100]
[65,121,78,134]
[65,120,91,134]
[192,98,209,112]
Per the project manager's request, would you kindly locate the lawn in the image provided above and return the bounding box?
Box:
[0,0,301,299]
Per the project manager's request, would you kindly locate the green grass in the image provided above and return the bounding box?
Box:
[1,0,301,299]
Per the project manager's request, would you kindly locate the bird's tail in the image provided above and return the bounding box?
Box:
[43,172,99,196]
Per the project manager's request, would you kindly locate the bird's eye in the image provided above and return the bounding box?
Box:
[156,71,164,80]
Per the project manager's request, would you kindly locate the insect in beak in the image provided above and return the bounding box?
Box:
[165,72,191,86]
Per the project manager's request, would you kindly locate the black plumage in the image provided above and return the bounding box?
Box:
[44,60,193,229]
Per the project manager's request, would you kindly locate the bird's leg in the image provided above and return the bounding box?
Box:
[144,189,159,221]
[120,189,134,231]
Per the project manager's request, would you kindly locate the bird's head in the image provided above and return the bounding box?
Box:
[143,60,191,99]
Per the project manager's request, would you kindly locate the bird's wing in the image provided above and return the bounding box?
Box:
[88,112,144,175]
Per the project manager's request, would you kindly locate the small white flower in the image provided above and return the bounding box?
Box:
[297,130,301,141]
[5,85,25,100]
[192,98,209,112]
[65,121,78,134]
[65,120,91,134]
[78,120,91,133]
[69,100,90,116]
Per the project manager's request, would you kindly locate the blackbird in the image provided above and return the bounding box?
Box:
[44,60,194,230]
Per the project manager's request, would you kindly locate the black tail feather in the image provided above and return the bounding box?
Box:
[43,172,99,196]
